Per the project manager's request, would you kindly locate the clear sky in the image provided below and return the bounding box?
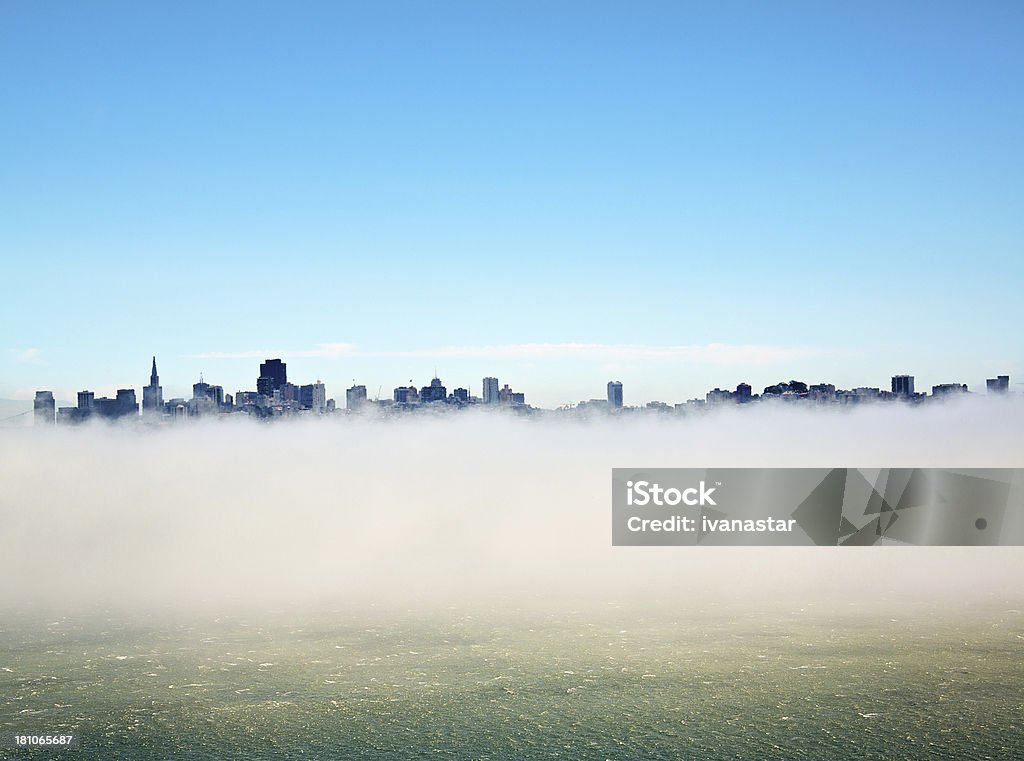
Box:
[2,1,1022,407]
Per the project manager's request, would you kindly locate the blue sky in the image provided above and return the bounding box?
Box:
[2,2,1022,406]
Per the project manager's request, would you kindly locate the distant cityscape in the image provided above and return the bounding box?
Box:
[24,356,1015,426]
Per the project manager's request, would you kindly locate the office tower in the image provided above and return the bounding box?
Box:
[393,386,418,404]
[346,384,367,410]
[735,383,752,403]
[278,382,298,404]
[607,380,623,408]
[452,388,469,403]
[78,390,95,411]
[483,377,499,404]
[257,358,287,395]
[932,384,968,396]
[498,384,525,405]
[115,389,138,417]
[986,375,1010,393]
[33,391,55,425]
[420,377,447,403]
[891,375,915,397]
[143,356,164,416]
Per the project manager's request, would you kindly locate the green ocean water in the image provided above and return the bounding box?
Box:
[2,600,1022,760]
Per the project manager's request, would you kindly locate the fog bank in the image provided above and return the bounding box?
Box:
[2,398,1023,610]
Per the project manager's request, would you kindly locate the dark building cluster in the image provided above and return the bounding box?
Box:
[668,373,1012,411]
[32,356,531,425]
[30,357,1013,426]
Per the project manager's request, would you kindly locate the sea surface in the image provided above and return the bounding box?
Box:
[2,600,1022,760]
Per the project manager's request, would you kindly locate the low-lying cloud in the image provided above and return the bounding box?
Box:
[2,398,1022,612]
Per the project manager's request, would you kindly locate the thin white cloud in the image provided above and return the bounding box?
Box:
[192,343,358,360]
[9,348,42,364]
[191,342,828,366]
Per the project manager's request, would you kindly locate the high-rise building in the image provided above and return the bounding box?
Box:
[299,381,328,412]
[607,381,623,408]
[346,384,367,410]
[257,358,287,395]
[393,386,418,404]
[891,375,915,397]
[77,390,94,411]
[482,377,499,404]
[143,356,164,417]
[420,377,447,403]
[33,390,55,425]
[115,389,138,417]
[735,383,753,403]
[498,384,525,405]
[987,375,1010,393]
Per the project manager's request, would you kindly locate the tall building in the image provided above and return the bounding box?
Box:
[77,390,94,411]
[346,384,367,410]
[607,381,623,408]
[420,377,447,403]
[735,383,753,403]
[987,375,1010,393]
[33,390,55,425]
[891,375,915,397]
[299,381,328,412]
[394,385,418,404]
[482,377,499,404]
[142,356,163,417]
[498,384,525,405]
[257,358,287,395]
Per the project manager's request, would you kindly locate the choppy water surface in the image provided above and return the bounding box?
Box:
[2,600,1022,760]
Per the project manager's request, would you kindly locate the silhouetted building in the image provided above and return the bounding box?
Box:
[735,383,752,403]
[452,387,469,403]
[607,381,623,408]
[257,358,287,395]
[278,382,298,404]
[34,391,55,425]
[142,356,163,417]
[706,388,732,404]
[499,384,525,405]
[987,375,1010,393]
[394,385,419,404]
[932,383,968,396]
[78,390,94,412]
[483,377,499,404]
[892,375,915,397]
[298,380,327,412]
[420,377,447,403]
[346,384,367,410]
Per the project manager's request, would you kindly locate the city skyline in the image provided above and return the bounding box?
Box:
[21,352,1015,426]
[3,4,1023,405]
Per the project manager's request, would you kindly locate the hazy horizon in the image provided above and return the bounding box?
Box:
[4,399,1022,614]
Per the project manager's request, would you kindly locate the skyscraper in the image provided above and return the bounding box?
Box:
[607,381,623,408]
[483,377,499,404]
[420,377,447,403]
[257,358,287,395]
[142,356,163,417]
[986,375,1010,393]
[345,384,366,410]
[891,375,915,397]
[33,390,55,425]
